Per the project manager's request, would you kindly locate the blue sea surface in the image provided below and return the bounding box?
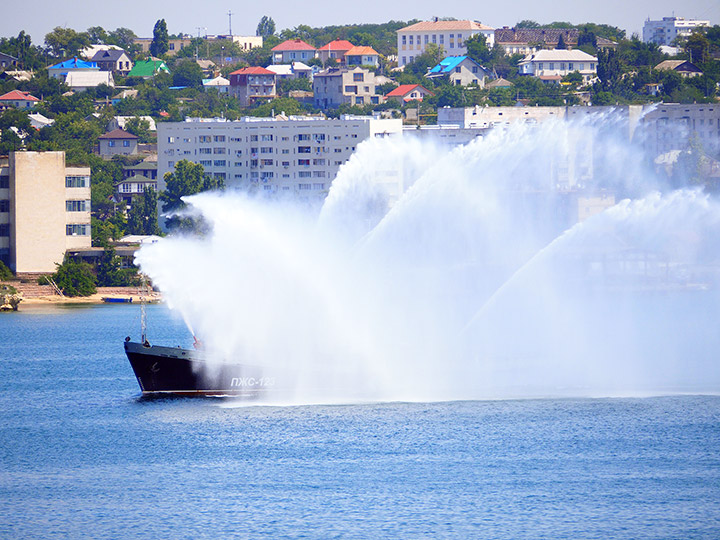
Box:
[1,304,719,539]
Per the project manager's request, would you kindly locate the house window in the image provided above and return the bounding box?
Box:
[424,35,429,44]
[353,73,364,82]
[472,67,478,73]
[538,62,543,70]
[549,63,554,70]
[455,67,461,73]
[409,36,414,45]
[579,63,584,70]
[108,141,115,147]
[560,63,566,70]
[123,140,130,147]
[432,35,437,44]
[439,35,444,44]
[402,36,406,45]
[169,43,175,50]
[402,56,407,64]
[568,63,573,70]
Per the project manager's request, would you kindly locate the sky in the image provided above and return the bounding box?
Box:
[2,0,719,45]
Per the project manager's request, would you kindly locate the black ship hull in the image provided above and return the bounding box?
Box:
[124,341,275,397]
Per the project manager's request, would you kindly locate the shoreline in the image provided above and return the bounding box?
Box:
[15,291,162,307]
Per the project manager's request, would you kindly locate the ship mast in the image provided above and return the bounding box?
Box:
[140,274,147,343]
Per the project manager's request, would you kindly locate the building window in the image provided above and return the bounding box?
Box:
[298,182,311,188]
[297,134,310,141]
[199,160,212,166]
[213,148,226,154]
[199,148,212,154]
[298,159,310,166]
[298,171,311,178]
[0,177,8,188]
[260,147,273,154]
[108,141,115,147]
[261,159,273,166]
[0,200,8,212]
[409,36,414,45]
[353,73,364,82]
[66,200,89,212]
[0,224,8,237]
[298,146,311,153]
[214,135,226,142]
[432,34,436,43]
[66,176,89,188]
[198,135,211,143]
[66,224,89,236]
[213,160,226,167]
[261,134,273,141]
[424,35,429,44]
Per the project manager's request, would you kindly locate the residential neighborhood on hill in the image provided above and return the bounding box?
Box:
[0,12,718,284]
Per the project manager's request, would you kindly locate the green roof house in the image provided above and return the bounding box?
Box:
[127,59,170,79]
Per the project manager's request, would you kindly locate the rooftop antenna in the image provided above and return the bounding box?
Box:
[228,10,233,36]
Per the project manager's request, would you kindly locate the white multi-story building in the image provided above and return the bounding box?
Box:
[397,19,494,67]
[157,116,402,197]
[642,16,710,46]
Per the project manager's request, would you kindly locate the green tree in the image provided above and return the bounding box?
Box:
[87,26,108,44]
[556,33,567,50]
[127,187,161,236]
[172,60,204,88]
[596,48,621,91]
[160,160,220,231]
[51,257,97,297]
[150,19,169,57]
[516,20,541,28]
[686,32,710,64]
[44,27,91,58]
[465,34,492,65]
[123,117,152,142]
[107,28,139,53]
[257,16,276,37]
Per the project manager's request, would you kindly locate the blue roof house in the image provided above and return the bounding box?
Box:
[426,56,491,87]
[48,57,99,80]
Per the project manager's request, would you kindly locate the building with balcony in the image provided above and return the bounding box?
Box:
[312,67,383,109]
[494,27,617,56]
[642,16,709,46]
[228,67,277,107]
[397,19,494,67]
[0,151,91,274]
[157,115,402,198]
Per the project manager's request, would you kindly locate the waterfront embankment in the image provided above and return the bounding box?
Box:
[1,281,161,306]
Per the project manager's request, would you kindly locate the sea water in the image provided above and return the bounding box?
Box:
[1,304,719,539]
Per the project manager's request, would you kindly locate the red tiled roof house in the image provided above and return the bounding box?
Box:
[271,39,317,64]
[385,84,434,103]
[0,90,40,110]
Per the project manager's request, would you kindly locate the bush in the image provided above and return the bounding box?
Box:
[0,260,13,281]
[51,257,97,297]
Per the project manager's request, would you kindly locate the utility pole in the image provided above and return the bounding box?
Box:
[228,10,233,36]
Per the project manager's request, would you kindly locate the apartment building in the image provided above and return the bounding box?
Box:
[312,67,383,109]
[638,103,720,158]
[157,115,402,197]
[228,67,277,107]
[642,16,709,46]
[397,19,494,67]
[0,152,91,274]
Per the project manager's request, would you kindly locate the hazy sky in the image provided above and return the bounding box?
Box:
[2,0,718,45]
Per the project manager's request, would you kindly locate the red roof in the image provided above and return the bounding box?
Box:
[229,67,275,76]
[386,84,433,98]
[0,90,39,102]
[318,40,354,52]
[271,39,316,52]
[99,128,138,140]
